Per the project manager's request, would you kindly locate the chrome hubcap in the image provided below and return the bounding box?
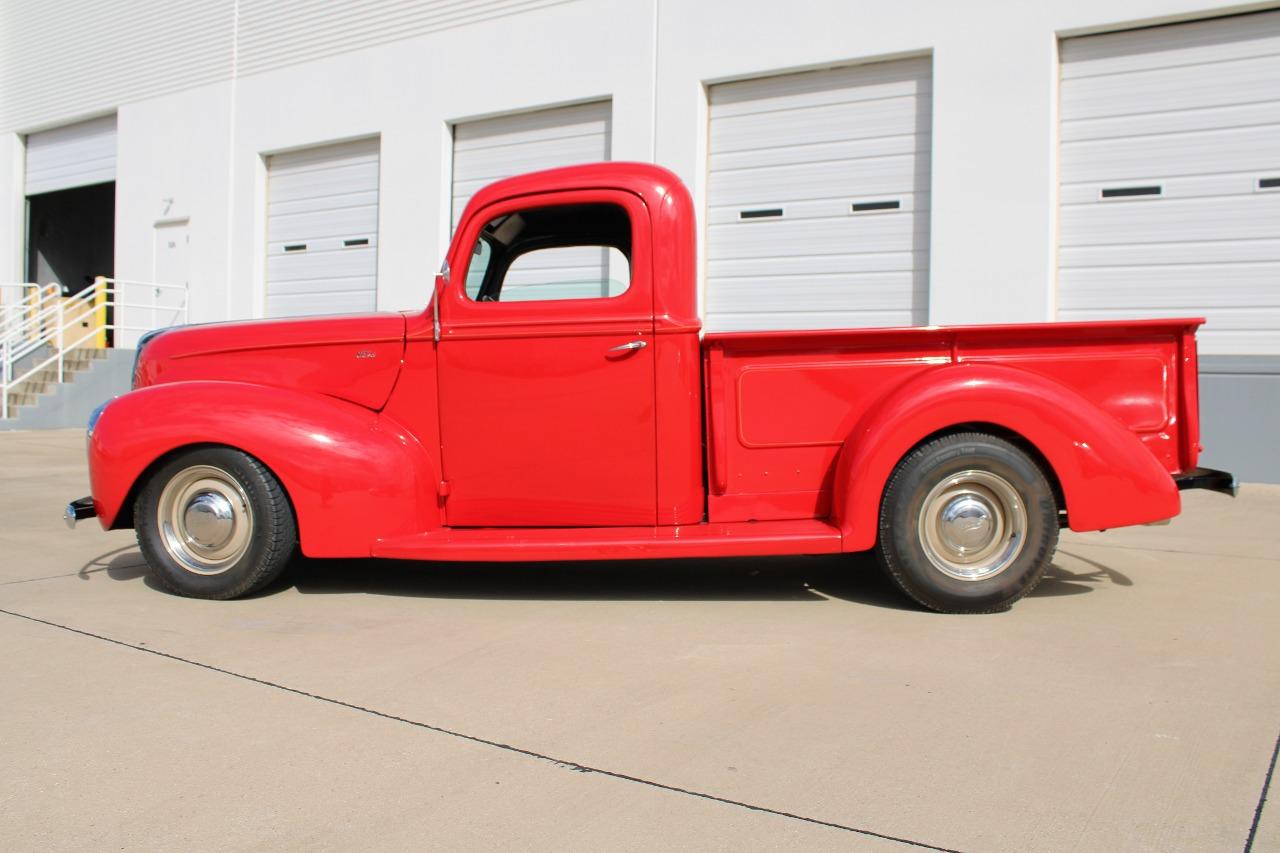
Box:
[183,493,236,549]
[919,470,1026,581]
[157,465,253,576]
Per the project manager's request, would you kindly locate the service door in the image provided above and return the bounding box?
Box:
[436,190,656,528]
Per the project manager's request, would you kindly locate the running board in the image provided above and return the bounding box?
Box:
[373,518,843,562]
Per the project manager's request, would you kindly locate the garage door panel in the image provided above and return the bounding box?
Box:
[711,133,927,172]
[708,215,929,261]
[268,205,379,243]
[709,57,932,117]
[264,274,381,298]
[1061,237,1280,268]
[1061,123,1279,182]
[452,134,611,185]
[266,137,379,317]
[25,158,116,196]
[1060,194,1280,246]
[268,190,378,218]
[1061,99,1280,144]
[24,114,117,195]
[266,290,377,318]
[1061,12,1280,78]
[1062,53,1280,120]
[454,101,610,148]
[710,96,927,154]
[708,154,925,208]
[268,139,379,173]
[1060,171,1271,205]
[268,247,377,281]
[268,162,380,203]
[707,271,925,312]
[707,195,927,226]
[1059,263,1280,309]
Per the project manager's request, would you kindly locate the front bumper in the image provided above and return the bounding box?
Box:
[1174,467,1238,498]
[64,496,96,529]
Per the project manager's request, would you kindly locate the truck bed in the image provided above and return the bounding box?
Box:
[702,318,1202,525]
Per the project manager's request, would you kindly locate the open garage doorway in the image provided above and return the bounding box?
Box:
[25,181,115,296]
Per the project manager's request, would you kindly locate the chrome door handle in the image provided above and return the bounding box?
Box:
[608,340,648,353]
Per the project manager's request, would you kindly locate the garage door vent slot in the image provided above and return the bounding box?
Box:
[1259,177,1280,190]
[1101,185,1161,199]
[851,200,901,213]
[283,243,307,253]
[739,208,783,220]
[344,238,370,247]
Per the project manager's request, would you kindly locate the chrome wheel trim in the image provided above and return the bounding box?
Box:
[918,469,1027,582]
[156,465,254,576]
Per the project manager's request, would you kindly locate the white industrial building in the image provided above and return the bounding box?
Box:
[1,0,1277,479]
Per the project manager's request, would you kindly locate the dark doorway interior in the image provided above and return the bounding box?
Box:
[26,182,115,296]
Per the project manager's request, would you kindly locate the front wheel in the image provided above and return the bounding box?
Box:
[876,432,1058,613]
[136,447,297,599]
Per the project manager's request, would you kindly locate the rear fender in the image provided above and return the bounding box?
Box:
[833,363,1180,552]
[89,381,440,557]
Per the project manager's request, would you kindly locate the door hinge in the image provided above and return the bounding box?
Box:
[438,480,451,497]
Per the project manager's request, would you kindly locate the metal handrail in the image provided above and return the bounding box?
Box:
[2,276,190,420]
[0,283,62,352]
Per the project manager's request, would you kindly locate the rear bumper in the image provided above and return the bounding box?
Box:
[64,496,96,529]
[1174,467,1238,498]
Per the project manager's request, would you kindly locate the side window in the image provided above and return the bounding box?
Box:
[462,202,632,303]
[464,236,493,300]
[504,246,629,302]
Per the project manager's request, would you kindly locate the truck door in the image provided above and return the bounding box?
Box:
[436,190,657,527]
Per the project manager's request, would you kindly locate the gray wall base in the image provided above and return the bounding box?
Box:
[1197,357,1280,485]
[0,349,133,431]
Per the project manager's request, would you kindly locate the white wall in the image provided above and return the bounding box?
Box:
[3,0,1271,328]
[220,0,655,319]
[656,0,1269,326]
[114,81,235,345]
[0,134,24,282]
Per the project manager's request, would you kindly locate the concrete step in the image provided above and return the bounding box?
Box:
[3,347,118,420]
[1,348,135,428]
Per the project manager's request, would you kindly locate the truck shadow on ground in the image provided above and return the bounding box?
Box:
[84,546,1134,610]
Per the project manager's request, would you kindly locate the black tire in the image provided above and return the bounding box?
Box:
[876,432,1058,614]
[135,447,297,600]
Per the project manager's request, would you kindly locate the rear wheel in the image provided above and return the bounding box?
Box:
[136,447,296,599]
[876,432,1058,613]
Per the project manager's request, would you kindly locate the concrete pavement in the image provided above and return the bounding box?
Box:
[1,428,1276,851]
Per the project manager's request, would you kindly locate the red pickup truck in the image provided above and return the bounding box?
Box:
[68,162,1234,613]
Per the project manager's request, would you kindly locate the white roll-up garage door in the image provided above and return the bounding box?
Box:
[1059,12,1280,355]
[24,114,117,196]
[705,57,932,332]
[265,137,380,318]
[451,100,611,226]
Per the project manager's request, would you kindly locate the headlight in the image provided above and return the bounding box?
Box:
[87,400,109,439]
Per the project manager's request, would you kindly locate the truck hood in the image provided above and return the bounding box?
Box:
[134,313,407,411]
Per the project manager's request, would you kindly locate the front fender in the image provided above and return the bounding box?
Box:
[89,380,440,557]
[832,363,1180,552]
